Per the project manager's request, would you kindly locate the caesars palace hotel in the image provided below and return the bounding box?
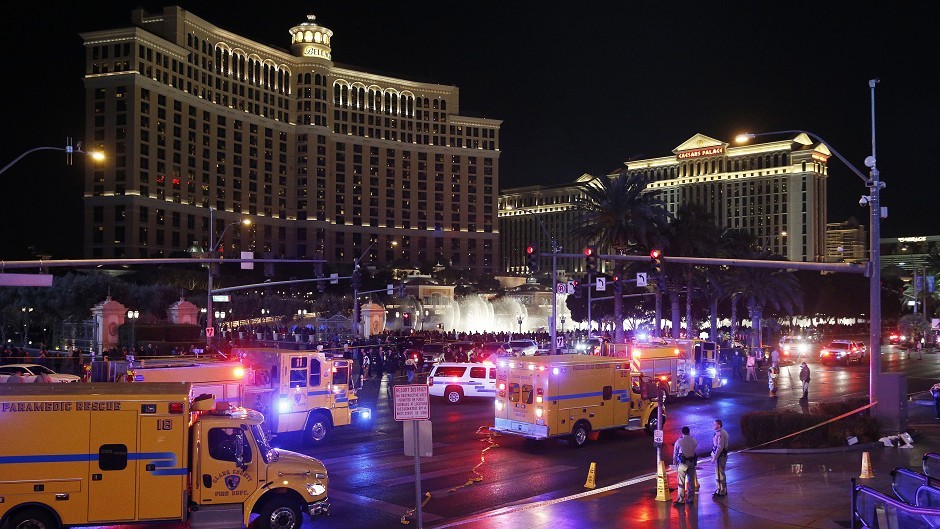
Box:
[500,133,830,276]
[80,7,501,274]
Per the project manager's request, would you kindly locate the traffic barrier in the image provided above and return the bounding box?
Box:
[584,462,597,489]
[655,460,670,501]
[860,451,875,479]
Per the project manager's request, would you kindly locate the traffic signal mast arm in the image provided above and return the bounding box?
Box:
[552,252,866,274]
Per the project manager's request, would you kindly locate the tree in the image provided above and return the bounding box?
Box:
[727,251,803,349]
[571,171,670,341]
[665,204,721,338]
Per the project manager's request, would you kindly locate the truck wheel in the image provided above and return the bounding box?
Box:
[445,386,463,404]
[8,509,58,529]
[570,421,591,448]
[257,497,303,529]
[305,413,332,445]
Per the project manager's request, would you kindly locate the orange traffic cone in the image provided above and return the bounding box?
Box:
[859,451,874,479]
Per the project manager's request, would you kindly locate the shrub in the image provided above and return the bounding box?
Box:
[741,400,880,448]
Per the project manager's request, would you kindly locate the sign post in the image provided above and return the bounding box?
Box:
[394,385,430,528]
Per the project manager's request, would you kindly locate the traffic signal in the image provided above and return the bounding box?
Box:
[650,249,663,275]
[351,268,362,290]
[387,284,394,295]
[399,283,407,297]
[315,260,325,293]
[573,279,582,298]
[208,250,220,277]
[584,245,598,275]
[317,279,325,293]
[526,244,539,273]
[613,264,624,294]
[263,251,275,278]
[403,312,413,327]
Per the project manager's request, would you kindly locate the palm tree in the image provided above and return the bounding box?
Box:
[572,171,670,341]
[714,229,757,344]
[665,204,722,338]
[727,250,803,349]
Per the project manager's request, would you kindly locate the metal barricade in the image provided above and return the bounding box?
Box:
[893,467,930,505]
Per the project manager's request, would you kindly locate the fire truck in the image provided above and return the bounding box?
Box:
[235,347,371,445]
[609,338,726,399]
[491,355,661,447]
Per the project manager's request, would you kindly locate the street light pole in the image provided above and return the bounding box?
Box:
[205,209,250,348]
[736,79,883,408]
[0,138,105,176]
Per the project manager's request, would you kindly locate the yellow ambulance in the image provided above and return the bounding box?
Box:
[0,382,329,529]
[618,338,726,399]
[491,355,661,447]
[236,347,371,445]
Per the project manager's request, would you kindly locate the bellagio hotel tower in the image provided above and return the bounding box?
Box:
[80,7,501,274]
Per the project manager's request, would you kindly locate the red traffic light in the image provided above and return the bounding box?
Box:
[526,245,536,255]
[650,249,662,259]
[584,247,594,257]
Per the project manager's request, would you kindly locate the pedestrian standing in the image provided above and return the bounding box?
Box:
[731,352,742,380]
[930,382,940,420]
[916,340,924,360]
[770,347,780,369]
[405,356,417,384]
[711,419,729,497]
[673,426,698,507]
[799,362,811,400]
[768,365,778,397]
[745,353,757,381]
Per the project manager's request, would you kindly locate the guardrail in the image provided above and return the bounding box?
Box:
[852,451,940,528]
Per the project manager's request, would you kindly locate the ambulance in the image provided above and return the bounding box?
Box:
[124,357,246,405]
[235,347,371,445]
[617,338,726,399]
[0,382,329,529]
[490,355,661,448]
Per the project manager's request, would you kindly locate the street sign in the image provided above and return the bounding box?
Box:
[211,294,230,302]
[596,277,606,291]
[240,251,254,270]
[394,384,430,421]
[636,272,648,287]
[403,420,433,457]
[556,336,565,348]
[0,273,53,287]
[556,282,567,294]
[387,283,394,295]
[330,273,339,284]
[653,429,664,444]
[206,327,215,338]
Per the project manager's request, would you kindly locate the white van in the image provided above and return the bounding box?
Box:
[427,362,497,404]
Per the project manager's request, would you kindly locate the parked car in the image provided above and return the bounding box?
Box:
[508,339,538,356]
[887,331,901,345]
[820,340,866,366]
[0,364,81,383]
[427,362,497,404]
[420,343,447,366]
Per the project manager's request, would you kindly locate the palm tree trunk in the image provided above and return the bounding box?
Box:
[748,299,762,349]
[709,297,719,342]
[670,288,681,338]
[730,293,739,345]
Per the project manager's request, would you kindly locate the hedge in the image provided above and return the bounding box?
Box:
[740,398,880,449]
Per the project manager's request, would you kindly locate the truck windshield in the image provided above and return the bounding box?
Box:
[251,424,274,462]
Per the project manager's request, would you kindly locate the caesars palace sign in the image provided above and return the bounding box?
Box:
[676,146,725,160]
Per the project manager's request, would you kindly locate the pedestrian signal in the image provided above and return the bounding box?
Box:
[526,244,539,273]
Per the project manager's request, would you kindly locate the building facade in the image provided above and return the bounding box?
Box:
[499,132,830,274]
[825,217,868,263]
[80,7,501,274]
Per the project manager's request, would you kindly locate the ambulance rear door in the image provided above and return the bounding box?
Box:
[87,409,138,522]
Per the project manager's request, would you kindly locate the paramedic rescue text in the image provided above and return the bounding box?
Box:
[2,401,122,412]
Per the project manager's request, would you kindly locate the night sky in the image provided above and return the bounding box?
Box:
[1,1,935,260]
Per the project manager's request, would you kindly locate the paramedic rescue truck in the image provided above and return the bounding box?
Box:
[491,355,662,448]
[0,382,329,529]
[610,338,726,399]
[235,347,371,445]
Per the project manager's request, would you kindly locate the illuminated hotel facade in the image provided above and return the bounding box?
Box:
[500,133,829,274]
[80,7,501,274]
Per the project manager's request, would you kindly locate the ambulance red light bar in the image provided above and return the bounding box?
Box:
[169,402,185,414]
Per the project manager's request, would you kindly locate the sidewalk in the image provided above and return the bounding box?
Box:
[434,395,940,529]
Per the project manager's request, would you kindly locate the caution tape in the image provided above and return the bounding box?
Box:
[400,492,432,525]
[447,426,501,493]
